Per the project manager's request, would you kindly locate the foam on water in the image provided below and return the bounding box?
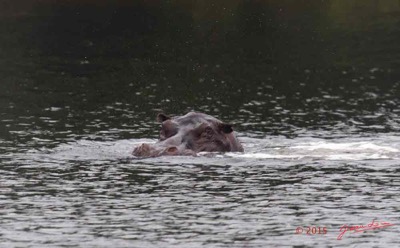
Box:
[291,142,399,152]
[231,139,400,161]
[24,135,400,163]
[233,151,393,160]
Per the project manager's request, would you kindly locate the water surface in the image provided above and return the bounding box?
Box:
[1,1,400,247]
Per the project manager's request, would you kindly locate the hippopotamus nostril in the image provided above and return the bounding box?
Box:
[163,146,179,155]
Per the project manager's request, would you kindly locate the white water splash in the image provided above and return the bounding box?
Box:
[20,135,400,163]
[230,137,400,161]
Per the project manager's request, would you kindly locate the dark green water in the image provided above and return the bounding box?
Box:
[1,1,400,247]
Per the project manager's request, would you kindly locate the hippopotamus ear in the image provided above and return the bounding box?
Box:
[219,123,233,134]
[157,113,170,122]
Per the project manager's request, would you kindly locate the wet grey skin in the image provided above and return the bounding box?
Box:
[132,112,244,157]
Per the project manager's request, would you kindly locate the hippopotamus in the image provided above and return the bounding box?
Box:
[132,112,244,157]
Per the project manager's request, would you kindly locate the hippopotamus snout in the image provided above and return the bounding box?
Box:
[133,143,196,157]
[132,112,244,158]
[133,135,196,157]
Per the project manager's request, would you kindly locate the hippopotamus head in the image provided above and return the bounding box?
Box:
[132,112,243,157]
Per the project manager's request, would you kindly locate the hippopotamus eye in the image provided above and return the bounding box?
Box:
[159,130,166,141]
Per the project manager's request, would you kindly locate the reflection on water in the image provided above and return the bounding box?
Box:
[1,1,400,247]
